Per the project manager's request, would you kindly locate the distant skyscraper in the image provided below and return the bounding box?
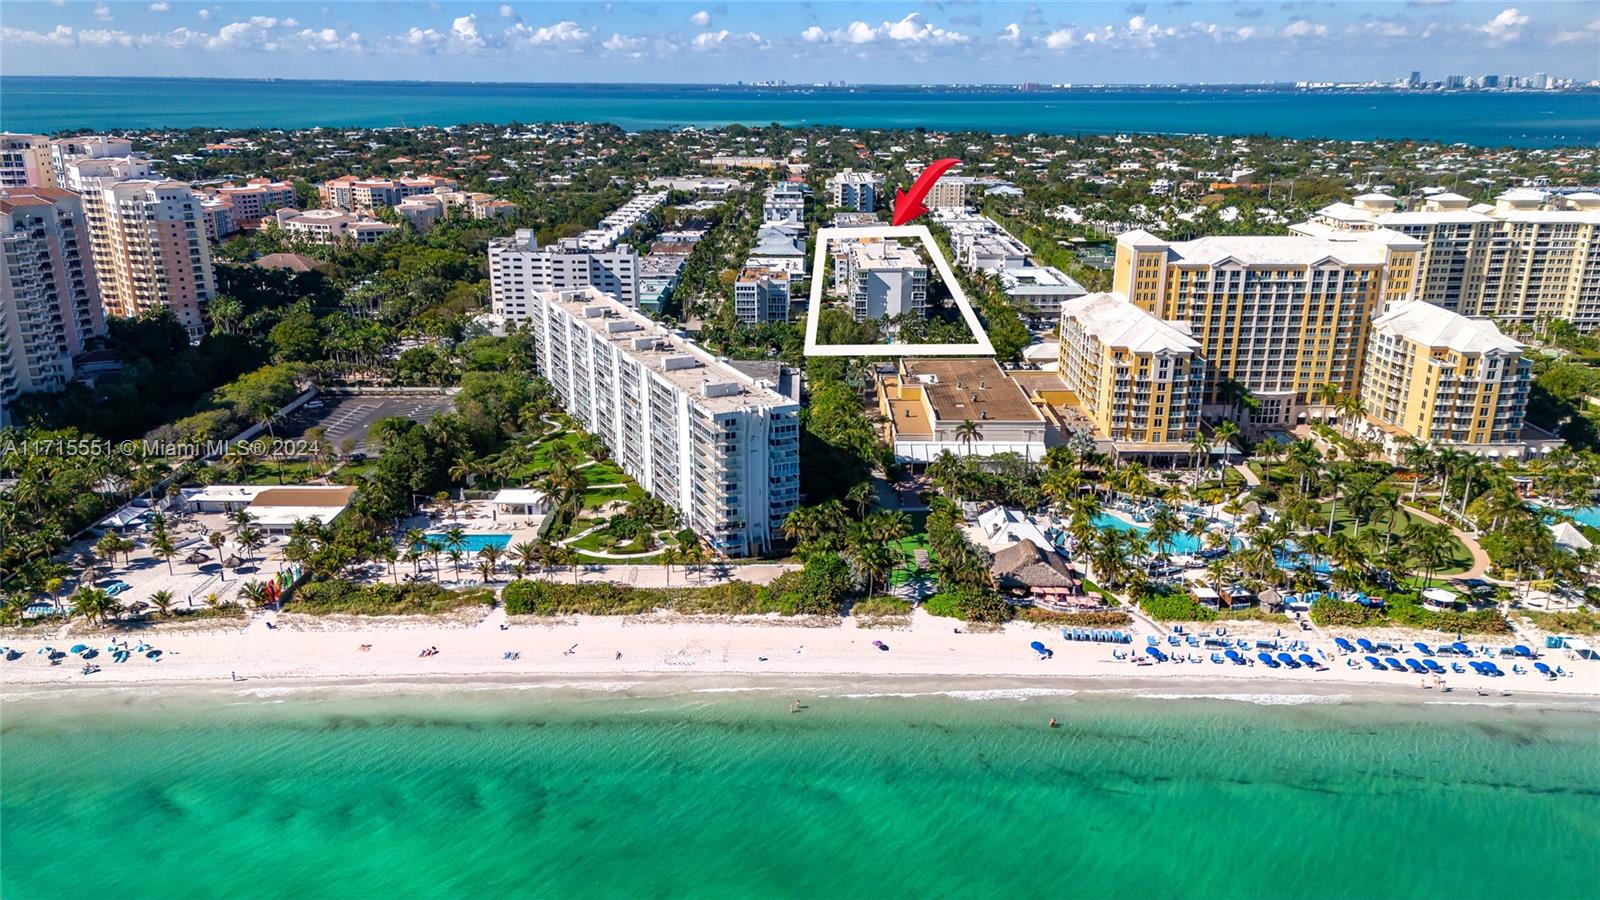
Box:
[1408,70,1422,88]
[1482,74,1500,88]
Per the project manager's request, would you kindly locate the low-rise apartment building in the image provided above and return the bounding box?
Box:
[638,253,685,315]
[1,187,104,424]
[1359,300,1535,457]
[214,179,297,226]
[272,208,399,245]
[523,287,800,556]
[489,229,642,318]
[318,175,459,212]
[762,182,807,224]
[1058,292,1205,458]
[733,266,791,324]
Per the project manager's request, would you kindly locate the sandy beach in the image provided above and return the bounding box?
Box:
[5,608,1596,702]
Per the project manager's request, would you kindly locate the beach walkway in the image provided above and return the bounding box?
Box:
[1401,504,1492,580]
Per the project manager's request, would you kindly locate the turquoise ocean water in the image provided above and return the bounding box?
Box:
[3,685,1598,899]
[2,78,1597,146]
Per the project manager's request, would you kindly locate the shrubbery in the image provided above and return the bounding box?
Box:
[499,568,851,618]
[1387,601,1510,635]
[1139,589,1217,622]
[1016,608,1132,626]
[290,580,494,615]
[1309,598,1385,627]
[922,587,1015,623]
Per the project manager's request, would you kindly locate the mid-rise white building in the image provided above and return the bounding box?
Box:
[827,170,884,212]
[847,239,928,321]
[272,208,398,245]
[1,188,104,424]
[523,287,801,557]
[762,182,808,225]
[734,266,792,324]
[489,229,642,318]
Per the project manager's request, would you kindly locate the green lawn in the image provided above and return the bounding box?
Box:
[569,526,658,555]
[1313,501,1475,575]
[583,484,645,510]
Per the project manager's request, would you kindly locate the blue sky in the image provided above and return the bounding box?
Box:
[3,1,1597,83]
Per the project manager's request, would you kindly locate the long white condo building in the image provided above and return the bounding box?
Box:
[522,287,801,557]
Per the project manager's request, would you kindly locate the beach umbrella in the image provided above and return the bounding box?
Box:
[70,644,87,654]
[185,550,210,565]
[223,554,243,569]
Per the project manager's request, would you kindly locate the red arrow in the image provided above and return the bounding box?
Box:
[892,157,961,226]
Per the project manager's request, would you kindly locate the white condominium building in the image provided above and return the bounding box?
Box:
[1113,228,1422,430]
[826,170,884,212]
[523,287,801,557]
[998,265,1087,318]
[69,159,216,339]
[1,187,105,425]
[489,229,641,318]
[762,183,807,224]
[213,179,297,226]
[1360,301,1532,454]
[734,266,792,324]
[50,136,136,188]
[847,239,928,321]
[318,175,459,212]
[0,134,55,188]
[394,189,519,231]
[1296,188,1600,330]
[272,208,399,245]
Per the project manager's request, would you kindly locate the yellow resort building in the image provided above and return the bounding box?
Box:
[1111,228,1421,431]
[1358,300,1542,458]
[1296,188,1600,332]
[1057,292,1206,462]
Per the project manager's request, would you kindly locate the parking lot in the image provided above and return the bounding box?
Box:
[279,392,456,453]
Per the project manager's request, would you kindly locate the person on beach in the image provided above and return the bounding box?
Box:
[615,651,622,660]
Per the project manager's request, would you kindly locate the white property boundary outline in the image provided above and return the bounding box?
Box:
[803,224,996,357]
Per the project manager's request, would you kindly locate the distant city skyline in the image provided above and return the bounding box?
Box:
[2,1,1598,85]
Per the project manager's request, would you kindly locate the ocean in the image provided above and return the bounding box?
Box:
[2,78,1598,147]
[3,683,1597,899]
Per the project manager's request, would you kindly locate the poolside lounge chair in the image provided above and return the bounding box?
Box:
[1423,659,1446,675]
[1210,653,1225,664]
[1450,662,1466,674]
[1384,657,1404,672]
[1413,642,1434,656]
[1404,659,1427,674]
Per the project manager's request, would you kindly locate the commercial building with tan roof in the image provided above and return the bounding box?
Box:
[875,358,1050,463]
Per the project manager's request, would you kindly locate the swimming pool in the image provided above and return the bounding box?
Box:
[1560,507,1600,528]
[1090,513,1205,556]
[416,533,512,552]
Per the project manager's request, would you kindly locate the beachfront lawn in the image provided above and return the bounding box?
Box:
[1314,501,1475,575]
[583,483,646,510]
[579,461,629,484]
[569,525,660,556]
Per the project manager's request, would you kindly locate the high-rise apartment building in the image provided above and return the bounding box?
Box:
[733,266,791,324]
[846,239,927,321]
[1296,188,1600,331]
[489,229,641,319]
[1058,292,1206,450]
[70,161,217,339]
[1110,228,1421,429]
[49,136,136,188]
[1360,301,1531,452]
[0,134,56,188]
[1,188,104,424]
[522,287,801,557]
[826,170,884,212]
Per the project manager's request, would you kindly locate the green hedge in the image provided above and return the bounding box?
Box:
[1016,608,1132,627]
[1386,601,1511,635]
[923,587,1015,624]
[291,581,495,615]
[1139,590,1217,622]
[499,575,846,617]
[1309,598,1385,627]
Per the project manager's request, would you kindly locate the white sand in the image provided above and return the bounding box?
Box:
[4,608,1596,701]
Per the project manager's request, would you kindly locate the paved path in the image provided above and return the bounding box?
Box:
[1402,504,1492,580]
[1234,464,1260,487]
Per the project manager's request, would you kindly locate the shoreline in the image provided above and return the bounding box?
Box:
[6,610,1596,708]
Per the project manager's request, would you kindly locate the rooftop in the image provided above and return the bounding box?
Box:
[901,358,1042,423]
[541,288,796,414]
[851,239,926,271]
[1372,300,1523,355]
[1063,292,1200,354]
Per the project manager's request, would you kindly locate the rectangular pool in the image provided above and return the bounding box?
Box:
[416,533,512,552]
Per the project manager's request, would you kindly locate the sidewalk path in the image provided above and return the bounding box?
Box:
[1402,504,1492,580]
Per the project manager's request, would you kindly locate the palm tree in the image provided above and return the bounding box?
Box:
[1408,522,1455,587]
[446,549,465,582]
[510,540,539,578]
[238,581,269,608]
[1400,440,1433,502]
[378,544,400,584]
[1322,465,1347,538]
[477,545,502,583]
[1212,420,1241,488]
[1255,437,1284,484]
[151,531,178,575]
[1145,506,1182,566]
[846,481,875,519]
[955,419,983,456]
[149,589,175,619]
[208,530,229,581]
[660,546,682,587]
[1189,430,1210,473]
[71,587,115,625]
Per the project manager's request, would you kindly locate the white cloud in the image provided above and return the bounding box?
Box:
[94,3,113,22]
[149,2,170,11]
[1479,7,1529,43]
[692,29,767,51]
[197,8,210,20]
[506,20,590,47]
[998,23,1021,45]
[1553,18,1600,44]
[802,13,969,46]
[1281,19,1327,39]
[1043,28,1075,49]
[451,14,484,47]
[602,32,646,53]
[498,4,517,20]
[207,17,285,51]
[690,10,711,28]
[296,27,363,52]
